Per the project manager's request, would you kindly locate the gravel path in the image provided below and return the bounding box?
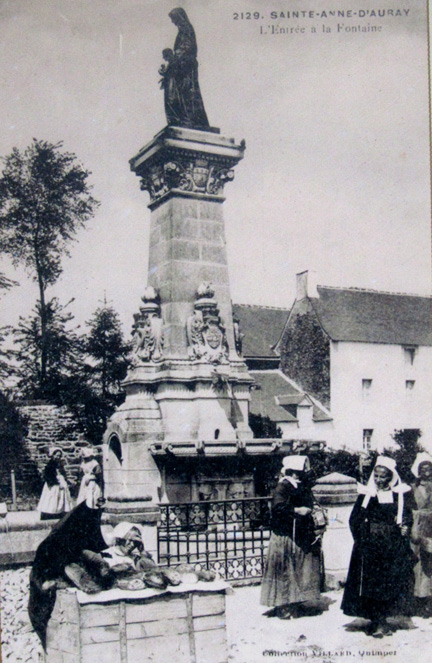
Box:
[2,568,432,663]
[0,567,43,663]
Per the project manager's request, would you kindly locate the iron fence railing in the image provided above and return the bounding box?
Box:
[157,497,271,581]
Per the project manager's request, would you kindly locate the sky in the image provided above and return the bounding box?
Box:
[0,0,430,337]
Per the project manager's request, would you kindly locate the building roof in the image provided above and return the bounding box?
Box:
[232,304,289,358]
[311,286,432,346]
[249,370,332,423]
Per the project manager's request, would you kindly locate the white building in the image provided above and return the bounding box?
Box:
[275,271,432,453]
[232,303,332,445]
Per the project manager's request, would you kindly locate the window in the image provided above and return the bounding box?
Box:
[108,434,123,465]
[406,380,415,391]
[403,346,417,365]
[363,429,373,451]
[362,379,372,395]
[285,404,298,418]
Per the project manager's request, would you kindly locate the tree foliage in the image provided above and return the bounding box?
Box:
[3,298,131,444]
[0,272,18,292]
[249,413,282,439]
[8,298,84,401]
[383,429,423,483]
[79,303,131,442]
[0,139,99,392]
[279,310,330,407]
[0,392,42,500]
[85,305,131,399]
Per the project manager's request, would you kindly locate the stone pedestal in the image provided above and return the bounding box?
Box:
[103,126,254,523]
[312,472,358,588]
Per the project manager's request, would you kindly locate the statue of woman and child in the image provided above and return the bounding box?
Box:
[159,8,210,130]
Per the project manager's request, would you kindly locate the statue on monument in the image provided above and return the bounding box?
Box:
[159,7,210,130]
[129,287,164,364]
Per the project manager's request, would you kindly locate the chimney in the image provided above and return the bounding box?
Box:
[296,270,319,300]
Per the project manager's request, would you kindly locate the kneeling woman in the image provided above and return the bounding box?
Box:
[260,455,322,618]
[341,456,415,637]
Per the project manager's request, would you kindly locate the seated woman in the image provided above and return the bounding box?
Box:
[341,456,415,638]
[29,504,159,648]
[100,522,156,574]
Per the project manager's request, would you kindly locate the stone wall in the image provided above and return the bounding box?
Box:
[2,403,98,508]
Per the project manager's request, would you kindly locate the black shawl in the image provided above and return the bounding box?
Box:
[28,501,107,648]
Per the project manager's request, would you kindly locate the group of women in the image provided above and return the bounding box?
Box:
[261,452,432,637]
[37,446,102,519]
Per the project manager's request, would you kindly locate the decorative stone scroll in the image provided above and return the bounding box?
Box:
[186,283,229,364]
[139,157,235,205]
[130,286,164,364]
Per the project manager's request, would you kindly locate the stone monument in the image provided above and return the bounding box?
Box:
[102,9,254,531]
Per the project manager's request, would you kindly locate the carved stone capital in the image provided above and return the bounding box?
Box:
[130,126,245,209]
[138,158,235,206]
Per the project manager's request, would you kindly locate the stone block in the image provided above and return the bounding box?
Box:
[162,324,188,355]
[170,239,200,262]
[162,301,193,325]
[171,216,200,240]
[151,204,171,225]
[172,198,199,219]
[199,201,223,221]
[149,225,161,246]
[159,280,199,304]
[148,241,170,270]
[199,220,225,242]
[201,244,227,264]
[158,218,173,241]
[155,262,229,290]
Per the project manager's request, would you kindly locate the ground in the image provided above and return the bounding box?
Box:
[226,585,432,663]
[2,570,432,663]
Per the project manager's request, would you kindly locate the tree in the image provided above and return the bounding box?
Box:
[0,272,18,292]
[384,429,423,483]
[8,298,84,401]
[0,139,99,394]
[85,304,130,400]
[249,413,282,439]
[0,393,42,501]
[81,303,131,441]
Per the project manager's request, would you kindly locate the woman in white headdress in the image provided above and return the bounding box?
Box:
[101,522,156,574]
[410,452,432,615]
[341,456,415,637]
[37,447,73,520]
[76,447,103,508]
[260,455,322,618]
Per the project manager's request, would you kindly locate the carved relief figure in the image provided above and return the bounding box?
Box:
[186,283,228,364]
[186,309,205,359]
[130,287,164,364]
[159,8,210,130]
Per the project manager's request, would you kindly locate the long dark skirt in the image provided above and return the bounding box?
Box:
[341,541,414,620]
[260,533,321,607]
